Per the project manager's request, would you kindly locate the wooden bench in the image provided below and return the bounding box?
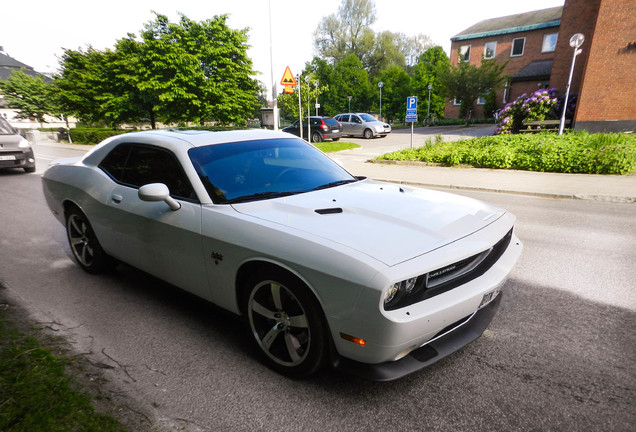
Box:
[520,119,570,132]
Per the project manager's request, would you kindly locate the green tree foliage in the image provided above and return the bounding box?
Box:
[55,13,259,128]
[412,46,449,122]
[314,0,377,68]
[0,71,61,123]
[376,65,412,122]
[436,56,508,121]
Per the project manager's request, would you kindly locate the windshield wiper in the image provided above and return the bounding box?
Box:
[312,179,358,191]
[225,191,298,204]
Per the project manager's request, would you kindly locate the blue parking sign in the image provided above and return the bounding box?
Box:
[406,96,417,122]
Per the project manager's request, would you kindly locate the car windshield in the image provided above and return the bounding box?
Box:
[188,137,357,204]
[0,117,17,135]
[359,114,377,122]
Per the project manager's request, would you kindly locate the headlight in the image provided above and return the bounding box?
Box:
[18,138,31,149]
[384,276,423,309]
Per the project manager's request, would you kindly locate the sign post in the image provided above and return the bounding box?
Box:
[406,96,418,149]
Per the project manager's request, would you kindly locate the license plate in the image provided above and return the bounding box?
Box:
[479,288,500,308]
[0,155,16,161]
[333,129,340,133]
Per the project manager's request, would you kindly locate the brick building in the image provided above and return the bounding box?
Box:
[445,0,636,133]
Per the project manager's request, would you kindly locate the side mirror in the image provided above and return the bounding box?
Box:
[138,183,181,211]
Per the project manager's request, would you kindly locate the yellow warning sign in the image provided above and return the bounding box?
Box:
[280,66,297,87]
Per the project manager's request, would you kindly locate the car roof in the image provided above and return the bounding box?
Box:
[82,129,298,166]
[114,128,293,148]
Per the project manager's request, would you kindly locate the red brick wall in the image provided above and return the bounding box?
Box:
[445,26,560,119]
[575,0,636,122]
[550,0,601,97]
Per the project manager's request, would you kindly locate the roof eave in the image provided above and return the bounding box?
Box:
[451,20,560,42]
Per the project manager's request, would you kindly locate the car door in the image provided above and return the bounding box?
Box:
[350,115,364,137]
[96,143,209,299]
[337,114,352,135]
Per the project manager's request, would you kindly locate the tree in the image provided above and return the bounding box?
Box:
[55,13,259,128]
[314,0,377,67]
[0,70,61,124]
[376,65,411,122]
[437,56,508,122]
[412,46,449,122]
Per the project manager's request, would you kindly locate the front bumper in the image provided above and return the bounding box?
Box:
[0,148,36,170]
[333,291,502,381]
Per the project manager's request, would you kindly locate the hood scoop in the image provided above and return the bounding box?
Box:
[315,207,343,215]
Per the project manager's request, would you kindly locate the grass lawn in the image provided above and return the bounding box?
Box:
[314,141,360,153]
[0,295,130,431]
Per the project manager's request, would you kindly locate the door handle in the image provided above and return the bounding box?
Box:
[111,194,123,204]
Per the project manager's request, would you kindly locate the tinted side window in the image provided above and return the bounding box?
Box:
[100,144,197,201]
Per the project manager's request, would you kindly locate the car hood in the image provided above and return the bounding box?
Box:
[0,134,23,148]
[232,180,505,266]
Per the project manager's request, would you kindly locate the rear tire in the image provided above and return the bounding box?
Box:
[242,268,327,378]
[311,132,322,143]
[65,207,114,274]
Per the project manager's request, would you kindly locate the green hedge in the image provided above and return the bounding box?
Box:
[69,128,130,144]
[378,131,636,175]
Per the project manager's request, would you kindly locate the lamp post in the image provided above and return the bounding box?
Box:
[305,76,311,140]
[426,84,432,126]
[559,33,584,135]
[347,96,352,112]
[315,81,319,116]
[378,81,384,119]
[268,0,278,130]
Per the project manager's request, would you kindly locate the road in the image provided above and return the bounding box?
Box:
[0,136,635,431]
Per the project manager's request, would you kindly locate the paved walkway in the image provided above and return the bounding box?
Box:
[334,125,636,204]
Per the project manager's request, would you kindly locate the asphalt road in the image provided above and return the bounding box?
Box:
[0,139,634,431]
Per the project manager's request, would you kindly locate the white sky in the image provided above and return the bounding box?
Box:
[2,0,563,97]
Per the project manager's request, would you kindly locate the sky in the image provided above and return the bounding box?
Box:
[1,0,564,98]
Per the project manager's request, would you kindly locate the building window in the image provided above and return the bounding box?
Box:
[477,96,486,105]
[459,45,471,62]
[511,38,525,57]
[542,33,558,53]
[484,42,497,59]
[453,98,461,106]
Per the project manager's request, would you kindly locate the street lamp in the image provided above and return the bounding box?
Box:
[315,81,319,116]
[347,96,352,112]
[559,33,584,135]
[378,81,384,119]
[426,84,432,126]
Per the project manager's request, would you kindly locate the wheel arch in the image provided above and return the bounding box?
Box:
[235,258,324,316]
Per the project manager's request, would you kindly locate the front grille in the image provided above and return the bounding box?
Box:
[384,228,513,311]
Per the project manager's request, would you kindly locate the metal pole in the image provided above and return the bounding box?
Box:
[560,34,584,135]
[297,75,302,140]
[378,82,384,120]
[559,49,579,135]
[268,0,278,130]
[427,84,432,126]
[306,77,310,141]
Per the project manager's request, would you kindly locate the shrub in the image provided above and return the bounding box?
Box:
[69,128,129,144]
[378,131,636,175]
[494,89,558,134]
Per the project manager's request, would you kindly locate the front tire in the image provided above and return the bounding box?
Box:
[66,207,114,274]
[363,129,373,139]
[243,268,327,378]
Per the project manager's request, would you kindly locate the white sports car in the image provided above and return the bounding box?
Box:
[42,129,522,381]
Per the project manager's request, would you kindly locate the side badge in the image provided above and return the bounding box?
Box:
[211,252,224,265]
